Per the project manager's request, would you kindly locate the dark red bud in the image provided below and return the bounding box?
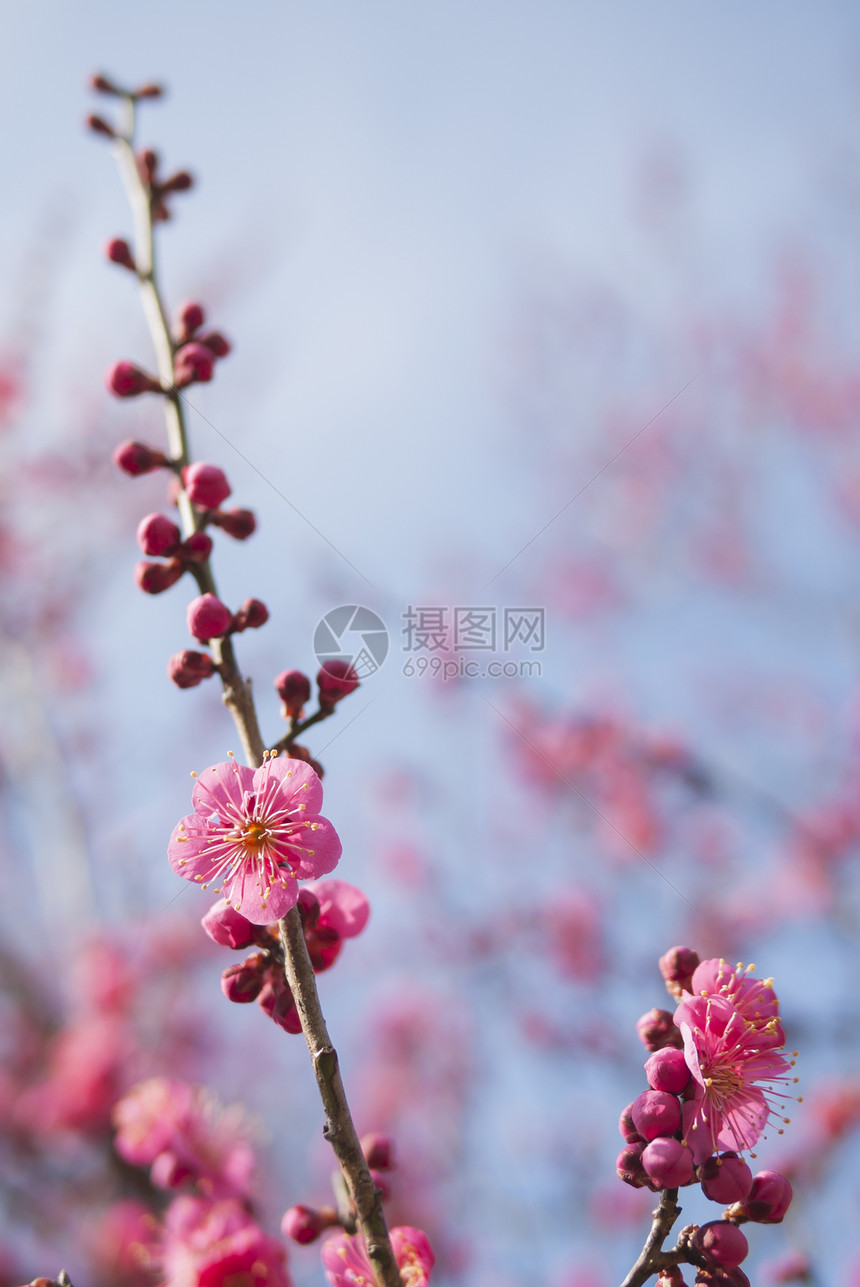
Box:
[221,955,267,1003]
[280,1205,338,1245]
[232,598,269,632]
[105,238,136,271]
[106,361,161,398]
[297,888,321,927]
[275,669,311,719]
[177,531,213,564]
[197,330,231,358]
[135,559,184,595]
[659,945,700,998]
[87,114,115,137]
[90,73,121,95]
[135,83,164,99]
[139,149,159,182]
[304,924,342,973]
[167,650,216,689]
[113,440,169,476]
[210,508,257,540]
[176,301,205,342]
[160,170,194,193]
[317,660,360,710]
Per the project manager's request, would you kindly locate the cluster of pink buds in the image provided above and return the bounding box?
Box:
[203,879,370,1035]
[104,300,231,398]
[282,1132,397,1245]
[619,947,798,1286]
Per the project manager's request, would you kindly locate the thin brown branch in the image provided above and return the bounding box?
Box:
[105,87,400,1287]
[620,1188,683,1287]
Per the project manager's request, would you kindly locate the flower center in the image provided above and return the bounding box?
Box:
[239,821,271,851]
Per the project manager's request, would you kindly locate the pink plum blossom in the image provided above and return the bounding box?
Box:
[688,958,784,1049]
[158,1196,290,1287]
[321,1226,434,1287]
[168,754,341,922]
[675,988,794,1164]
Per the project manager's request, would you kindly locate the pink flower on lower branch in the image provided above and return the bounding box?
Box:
[159,1196,290,1287]
[321,1227,434,1287]
[675,986,795,1164]
[169,754,341,923]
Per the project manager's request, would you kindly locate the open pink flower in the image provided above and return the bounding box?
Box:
[675,990,794,1163]
[321,1227,434,1287]
[689,958,784,1048]
[169,754,341,923]
[159,1196,290,1287]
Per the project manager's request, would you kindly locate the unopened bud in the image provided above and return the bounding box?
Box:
[135,83,164,99]
[202,898,257,949]
[692,1222,749,1269]
[160,170,194,193]
[637,1007,683,1051]
[699,1153,753,1205]
[90,73,121,95]
[645,1046,691,1095]
[317,659,359,710]
[173,342,215,387]
[630,1089,682,1141]
[739,1170,793,1224]
[210,507,256,540]
[183,462,231,509]
[87,114,115,137]
[177,531,213,565]
[175,301,205,342]
[168,650,216,690]
[221,955,267,1003]
[641,1137,694,1188]
[275,669,311,720]
[304,923,342,973]
[361,1133,396,1171]
[616,1142,655,1190]
[106,361,161,398]
[198,330,231,358]
[370,1169,391,1200]
[232,598,269,632]
[297,888,321,926]
[659,945,700,998]
[135,560,184,595]
[113,440,168,476]
[137,512,181,557]
[618,1101,645,1144]
[139,150,159,182]
[187,593,233,642]
[105,238,136,271]
[280,1204,337,1245]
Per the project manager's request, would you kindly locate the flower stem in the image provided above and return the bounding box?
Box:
[107,90,401,1287]
[620,1189,683,1287]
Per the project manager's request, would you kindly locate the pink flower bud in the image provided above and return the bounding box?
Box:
[280,1205,337,1245]
[135,82,164,99]
[275,669,311,720]
[183,462,232,508]
[637,1007,683,1051]
[198,330,232,358]
[139,149,159,182]
[106,238,136,271]
[167,650,216,689]
[742,1171,793,1223]
[201,898,256,949]
[137,513,181,557]
[630,1089,682,1141]
[177,531,213,564]
[699,1153,753,1205]
[187,593,233,641]
[361,1133,395,1171]
[317,660,360,710]
[257,978,302,1033]
[231,598,269,632]
[176,301,205,341]
[221,955,266,1003]
[106,361,161,398]
[173,342,215,388]
[135,560,184,595]
[616,1142,655,1189]
[641,1137,694,1188]
[659,945,700,998]
[692,1222,749,1269]
[210,507,257,540]
[655,1270,686,1287]
[645,1047,691,1095]
[618,1101,645,1144]
[113,440,168,475]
